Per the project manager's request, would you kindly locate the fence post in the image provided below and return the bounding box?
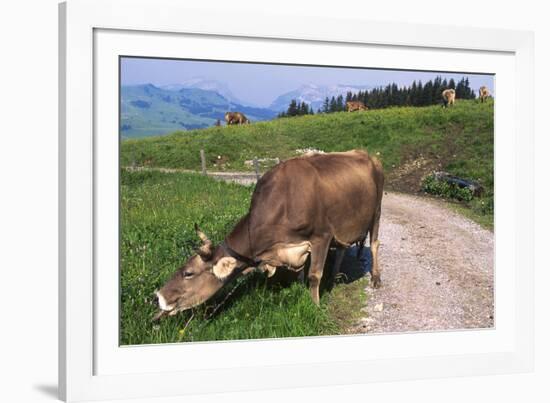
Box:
[200,149,206,175]
[253,157,260,180]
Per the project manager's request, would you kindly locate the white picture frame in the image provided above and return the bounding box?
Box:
[59,0,534,401]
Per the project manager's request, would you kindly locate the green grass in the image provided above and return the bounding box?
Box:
[446,202,494,231]
[121,100,494,226]
[120,170,368,345]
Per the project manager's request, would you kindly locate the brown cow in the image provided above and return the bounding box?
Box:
[224,111,250,125]
[442,89,456,108]
[346,101,368,112]
[154,150,384,318]
[478,86,491,103]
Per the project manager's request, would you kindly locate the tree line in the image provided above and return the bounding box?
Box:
[277,99,315,118]
[278,76,477,117]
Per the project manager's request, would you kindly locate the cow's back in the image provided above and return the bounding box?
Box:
[249,150,382,248]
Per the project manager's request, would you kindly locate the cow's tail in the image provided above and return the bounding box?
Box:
[369,156,384,244]
[358,156,384,259]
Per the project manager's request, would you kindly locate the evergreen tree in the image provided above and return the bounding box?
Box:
[322,97,330,113]
[422,80,433,106]
[455,78,466,99]
[336,94,345,111]
[329,96,338,112]
[299,101,309,116]
[287,99,298,116]
[410,81,418,106]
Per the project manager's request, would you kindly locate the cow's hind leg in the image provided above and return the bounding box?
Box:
[308,237,332,305]
[328,247,346,288]
[369,207,382,288]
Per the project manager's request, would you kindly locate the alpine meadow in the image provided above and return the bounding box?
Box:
[120,98,494,345]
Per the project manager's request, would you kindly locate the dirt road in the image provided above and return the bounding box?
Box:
[352,191,494,334]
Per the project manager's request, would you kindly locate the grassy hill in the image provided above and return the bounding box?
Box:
[121,100,494,226]
[121,84,277,138]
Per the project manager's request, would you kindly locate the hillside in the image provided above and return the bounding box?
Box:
[121,84,276,138]
[121,100,494,224]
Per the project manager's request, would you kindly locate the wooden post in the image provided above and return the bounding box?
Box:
[253,157,260,180]
[200,149,206,175]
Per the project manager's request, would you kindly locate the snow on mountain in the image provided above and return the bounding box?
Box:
[269,83,374,112]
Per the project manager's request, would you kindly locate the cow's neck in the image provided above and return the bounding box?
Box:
[225,214,255,259]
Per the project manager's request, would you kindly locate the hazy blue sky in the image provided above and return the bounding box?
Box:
[121,57,494,107]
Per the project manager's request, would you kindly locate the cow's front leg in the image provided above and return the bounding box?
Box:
[308,237,332,305]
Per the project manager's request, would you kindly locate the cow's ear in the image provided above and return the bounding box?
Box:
[195,223,214,260]
[212,257,237,280]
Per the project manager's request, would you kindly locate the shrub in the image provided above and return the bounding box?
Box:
[422,173,474,202]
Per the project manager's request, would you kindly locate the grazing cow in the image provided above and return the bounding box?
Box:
[442,89,456,108]
[224,111,250,125]
[154,150,384,319]
[346,101,368,112]
[479,86,491,103]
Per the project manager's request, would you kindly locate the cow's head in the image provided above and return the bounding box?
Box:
[153,225,240,320]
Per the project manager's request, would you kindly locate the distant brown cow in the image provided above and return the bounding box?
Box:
[224,111,250,125]
[346,101,368,112]
[442,89,456,108]
[478,86,491,103]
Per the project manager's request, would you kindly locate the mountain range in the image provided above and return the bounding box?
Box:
[159,77,245,105]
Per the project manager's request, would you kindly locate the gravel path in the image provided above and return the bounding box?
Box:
[351,191,494,334]
[125,166,258,185]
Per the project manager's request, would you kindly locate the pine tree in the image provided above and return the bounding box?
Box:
[422,81,433,106]
[287,99,298,116]
[322,97,330,113]
[303,102,311,115]
[410,81,417,106]
[329,96,337,112]
[336,95,345,111]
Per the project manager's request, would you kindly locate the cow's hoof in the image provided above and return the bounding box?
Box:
[371,276,381,289]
